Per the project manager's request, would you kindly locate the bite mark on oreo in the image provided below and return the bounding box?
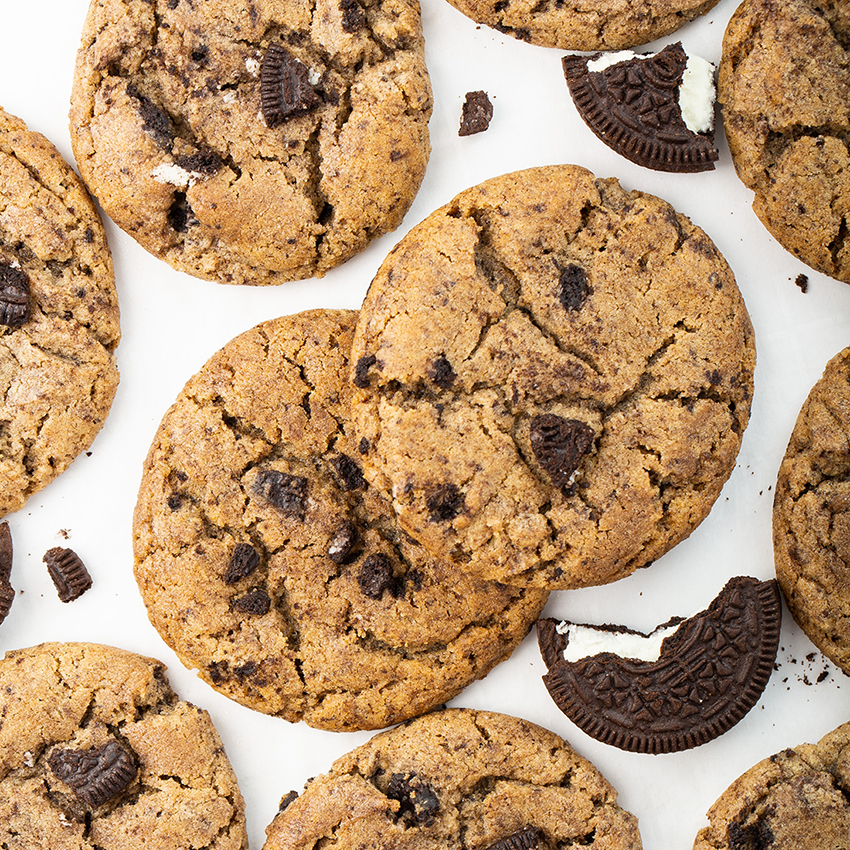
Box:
[253,470,308,518]
[458,91,493,136]
[0,263,30,328]
[260,44,321,127]
[224,542,261,584]
[530,414,594,495]
[386,772,440,826]
[44,547,92,603]
[48,740,138,807]
[536,576,782,753]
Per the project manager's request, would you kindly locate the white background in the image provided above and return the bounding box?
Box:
[1,1,849,848]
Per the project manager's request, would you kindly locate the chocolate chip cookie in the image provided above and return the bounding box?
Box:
[442,0,720,50]
[0,107,120,518]
[0,642,247,850]
[719,0,850,284]
[350,165,755,589]
[693,721,850,849]
[773,345,850,674]
[262,708,642,850]
[69,0,432,285]
[133,309,547,731]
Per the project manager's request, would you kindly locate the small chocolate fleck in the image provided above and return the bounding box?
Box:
[530,414,594,495]
[167,494,183,511]
[426,483,464,523]
[328,520,358,564]
[208,660,228,684]
[558,264,589,311]
[358,437,370,454]
[330,454,366,490]
[353,354,377,388]
[339,0,366,32]
[428,355,456,389]
[358,553,402,599]
[260,44,321,127]
[0,263,30,328]
[224,542,261,584]
[459,90,493,137]
[795,273,809,293]
[231,588,271,616]
[253,470,308,518]
[485,827,548,850]
[48,741,137,807]
[387,772,440,826]
[44,547,92,603]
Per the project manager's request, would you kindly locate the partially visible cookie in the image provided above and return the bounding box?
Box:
[262,708,642,850]
[70,0,432,285]
[0,107,120,517]
[774,346,850,674]
[719,0,850,283]
[350,165,755,589]
[693,721,850,849]
[133,310,548,732]
[441,0,720,50]
[0,642,247,850]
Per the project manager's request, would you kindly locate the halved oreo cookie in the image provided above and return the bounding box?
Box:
[563,42,719,173]
[537,576,781,753]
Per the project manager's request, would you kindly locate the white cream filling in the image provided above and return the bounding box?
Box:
[245,57,260,76]
[151,163,194,188]
[556,620,681,663]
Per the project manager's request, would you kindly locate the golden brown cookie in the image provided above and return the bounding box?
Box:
[263,708,642,850]
[69,0,432,285]
[133,309,547,731]
[719,0,850,284]
[350,165,756,590]
[0,642,247,850]
[0,107,119,518]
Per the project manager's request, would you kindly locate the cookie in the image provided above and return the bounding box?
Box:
[693,721,850,849]
[262,708,642,850]
[69,0,432,285]
[0,642,247,850]
[773,345,850,674]
[719,0,850,284]
[133,309,548,732]
[0,107,120,517]
[441,0,720,50]
[563,43,719,173]
[537,577,781,753]
[350,165,755,589]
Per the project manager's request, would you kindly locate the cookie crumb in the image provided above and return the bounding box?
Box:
[795,272,809,292]
[458,91,493,136]
[44,547,92,602]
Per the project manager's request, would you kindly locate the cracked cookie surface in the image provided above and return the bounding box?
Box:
[719,0,850,284]
[693,721,850,849]
[442,0,719,50]
[0,642,247,850]
[350,165,755,589]
[69,0,432,285]
[132,310,547,732]
[262,707,642,850]
[773,346,850,674]
[0,107,119,518]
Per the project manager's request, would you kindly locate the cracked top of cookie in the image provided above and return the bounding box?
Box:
[262,708,642,850]
[349,165,755,589]
[69,0,432,285]
[132,309,547,731]
[719,0,850,284]
[0,107,119,519]
[0,642,247,850]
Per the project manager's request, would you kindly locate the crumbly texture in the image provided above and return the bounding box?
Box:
[69,0,432,285]
[133,310,547,732]
[693,721,850,849]
[442,0,719,50]
[0,642,247,850]
[0,107,120,517]
[263,708,642,850]
[350,165,755,589]
[773,346,850,674]
[719,0,850,284]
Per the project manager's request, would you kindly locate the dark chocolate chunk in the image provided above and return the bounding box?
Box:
[485,827,549,850]
[224,542,261,584]
[48,740,137,807]
[353,354,377,388]
[563,43,719,173]
[458,90,493,136]
[260,44,322,127]
[426,483,464,523]
[126,85,175,149]
[0,263,30,328]
[0,521,12,583]
[328,520,358,564]
[358,553,403,599]
[558,264,590,311]
[428,355,457,389]
[44,547,92,603]
[330,454,366,491]
[175,149,223,176]
[253,470,308,518]
[387,772,440,826]
[231,588,271,616]
[537,577,782,754]
[530,414,594,495]
[339,0,366,32]
[168,191,197,233]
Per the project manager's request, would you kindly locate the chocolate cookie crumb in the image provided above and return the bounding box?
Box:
[459,91,493,136]
[795,273,809,293]
[44,547,92,603]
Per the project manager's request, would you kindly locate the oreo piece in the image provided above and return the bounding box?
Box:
[224,542,261,584]
[253,470,308,518]
[0,522,13,626]
[486,827,551,850]
[44,547,93,603]
[458,91,493,136]
[48,740,138,807]
[529,414,594,495]
[231,588,271,616]
[563,42,719,173]
[386,772,440,826]
[260,44,322,127]
[0,262,30,327]
[538,577,781,753]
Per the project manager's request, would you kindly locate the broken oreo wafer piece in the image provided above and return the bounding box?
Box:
[0,522,13,625]
[459,91,493,136]
[260,44,322,127]
[44,547,93,602]
[537,576,781,753]
[563,42,719,172]
[48,740,138,807]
